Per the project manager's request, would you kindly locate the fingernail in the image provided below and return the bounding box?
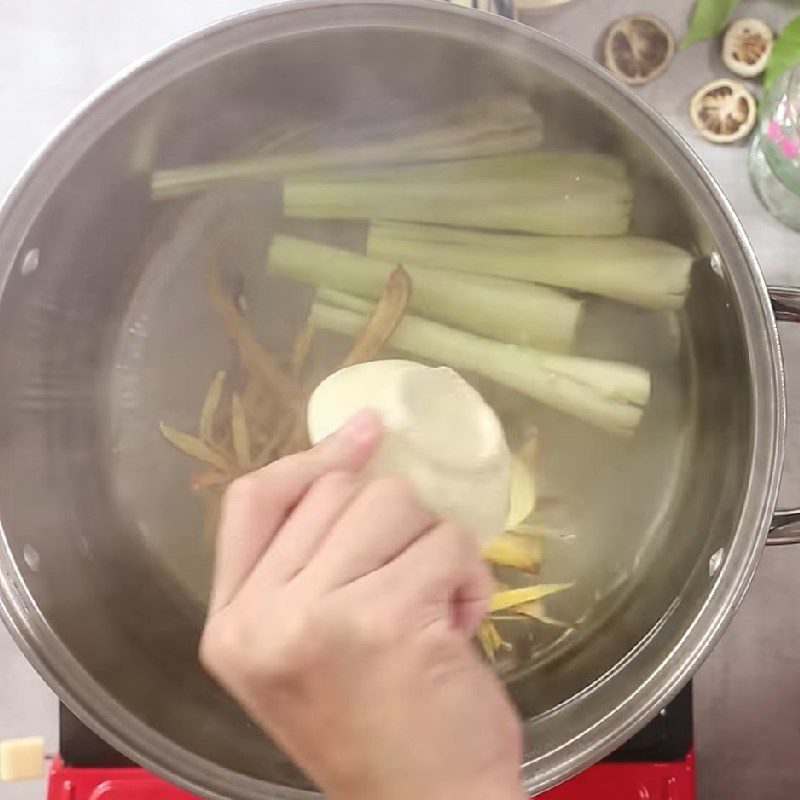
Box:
[334,408,382,449]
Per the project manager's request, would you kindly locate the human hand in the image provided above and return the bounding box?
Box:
[200,409,524,800]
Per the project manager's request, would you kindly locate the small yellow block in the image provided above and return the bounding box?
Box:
[0,737,45,781]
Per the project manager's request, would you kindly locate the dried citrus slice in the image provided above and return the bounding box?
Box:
[722,18,773,79]
[604,15,675,86]
[689,78,757,144]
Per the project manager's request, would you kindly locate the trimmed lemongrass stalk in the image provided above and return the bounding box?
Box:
[285,177,632,206]
[151,95,544,199]
[306,151,627,184]
[283,179,633,236]
[267,235,581,352]
[312,290,651,435]
[367,221,692,310]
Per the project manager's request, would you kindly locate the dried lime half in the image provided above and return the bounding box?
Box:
[604,15,675,86]
[689,78,757,144]
[722,18,773,79]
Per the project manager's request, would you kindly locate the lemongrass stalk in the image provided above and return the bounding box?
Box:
[285,177,631,206]
[293,200,630,236]
[367,222,692,310]
[284,181,632,236]
[302,151,627,184]
[151,96,544,199]
[267,235,581,352]
[311,291,651,435]
[318,289,649,405]
[154,128,540,200]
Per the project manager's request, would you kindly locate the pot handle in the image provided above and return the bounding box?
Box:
[767,286,800,546]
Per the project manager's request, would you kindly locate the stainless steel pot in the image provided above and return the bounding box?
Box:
[0,2,796,797]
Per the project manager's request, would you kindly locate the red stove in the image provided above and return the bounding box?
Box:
[47,756,695,800]
[46,686,695,800]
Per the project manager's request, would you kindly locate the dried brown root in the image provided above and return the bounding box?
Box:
[190,471,231,493]
[482,531,543,572]
[207,266,300,410]
[290,318,316,379]
[477,620,507,661]
[507,456,536,527]
[230,392,252,468]
[341,265,411,366]
[276,265,412,459]
[517,431,538,471]
[159,423,230,471]
[199,371,226,444]
[162,258,419,537]
[507,521,573,541]
[512,600,571,628]
[489,584,573,613]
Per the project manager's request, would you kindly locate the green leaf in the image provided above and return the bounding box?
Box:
[764,14,800,89]
[679,0,742,50]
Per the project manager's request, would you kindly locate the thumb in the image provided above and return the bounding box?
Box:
[313,407,383,465]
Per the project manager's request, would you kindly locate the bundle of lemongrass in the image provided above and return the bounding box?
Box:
[246,98,692,435]
[154,93,692,659]
[267,235,654,436]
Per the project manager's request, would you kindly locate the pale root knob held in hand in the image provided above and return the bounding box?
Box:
[307,359,511,545]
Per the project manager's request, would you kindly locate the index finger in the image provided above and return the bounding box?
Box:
[209,409,382,613]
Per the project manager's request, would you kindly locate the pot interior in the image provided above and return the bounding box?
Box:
[0,5,769,797]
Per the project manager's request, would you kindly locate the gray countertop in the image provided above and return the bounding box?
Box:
[1,1,800,798]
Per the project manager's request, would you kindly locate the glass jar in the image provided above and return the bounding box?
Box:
[749,61,800,230]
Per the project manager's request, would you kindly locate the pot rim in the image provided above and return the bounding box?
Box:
[0,1,784,797]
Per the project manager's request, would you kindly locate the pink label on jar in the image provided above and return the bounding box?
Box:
[767,97,800,161]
